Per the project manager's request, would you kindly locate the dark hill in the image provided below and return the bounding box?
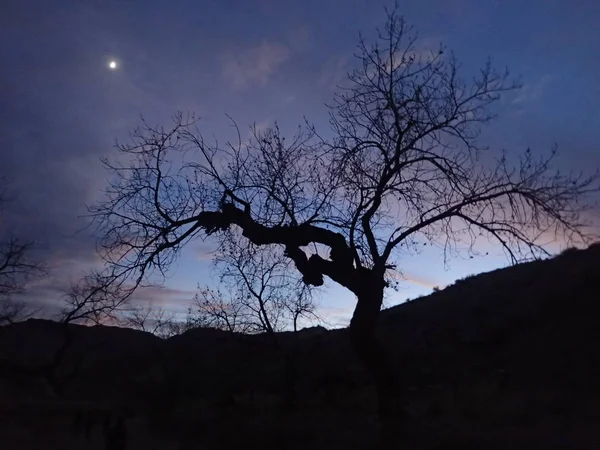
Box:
[0,244,599,449]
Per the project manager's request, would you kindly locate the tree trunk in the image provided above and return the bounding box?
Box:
[350,286,398,419]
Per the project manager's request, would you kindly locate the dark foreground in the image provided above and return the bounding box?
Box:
[1,245,599,449]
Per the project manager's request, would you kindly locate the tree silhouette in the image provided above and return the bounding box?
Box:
[0,270,131,396]
[90,9,599,417]
[191,229,320,409]
[0,178,46,324]
[122,302,178,338]
[192,228,319,334]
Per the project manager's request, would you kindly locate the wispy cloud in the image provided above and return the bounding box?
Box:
[286,26,312,52]
[221,40,291,89]
[318,304,353,328]
[318,55,349,92]
[132,285,196,308]
[281,95,296,109]
[512,74,553,105]
[192,240,220,262]
[389,269,440,290]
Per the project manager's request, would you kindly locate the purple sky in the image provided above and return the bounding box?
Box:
[1,0,599,326]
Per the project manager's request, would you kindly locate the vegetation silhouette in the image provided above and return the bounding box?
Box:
[0,178,46,326]
[2,244,600,447]
[1,5,599,449]
[89,6,599,420]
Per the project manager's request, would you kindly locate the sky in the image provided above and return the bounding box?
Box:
[1,0,599,327]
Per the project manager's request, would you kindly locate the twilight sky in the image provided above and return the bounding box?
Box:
[1,0,599,326]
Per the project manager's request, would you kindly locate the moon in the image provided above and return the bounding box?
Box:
[108,60,118,70]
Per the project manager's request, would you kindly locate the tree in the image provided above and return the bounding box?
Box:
[193,229,319,334]
[190,229,320,409]
[37,270,132,395]
[0,178,46,325]
[122,302,178,338]
[0,262,130,395]
[89,9,599,418]
[0,295,44,327]
[0,236,45,297]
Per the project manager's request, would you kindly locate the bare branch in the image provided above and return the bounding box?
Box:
[59,270,130,325]
[196,229,321,334]
[122,303,177,338]
[0,297,39,325]
[0,178,47,322]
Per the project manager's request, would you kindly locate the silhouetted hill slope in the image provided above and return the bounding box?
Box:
[380,243,600,390]
[1,243,599,449]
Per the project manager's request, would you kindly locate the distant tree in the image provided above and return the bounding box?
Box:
[189,229,321,409]
[0,297,34,325]
[17,271,131,395]
[0,178,46,324]
[190,286,250,333]
[89,8,599,418]
[25,271,132,395]
[122,302,178,338]
[193,229,319,334]
[0,255,130,395]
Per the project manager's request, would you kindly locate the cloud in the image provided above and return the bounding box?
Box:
[191,240,220,262]
[512,74,553,105]
[318,55,349,92]
[221,40,291,89]
[132,285,196,309]
[388,269,440,290]
[281,95,296,109]
[317,305,353,328]
[286,26,313,53]
[12,266,198,318]
[319,34,442,93]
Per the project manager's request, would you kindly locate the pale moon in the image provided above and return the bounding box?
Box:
[108,60,117,70]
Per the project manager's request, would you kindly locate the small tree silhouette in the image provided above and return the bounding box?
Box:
[0,178,46,324]
[122,302,178,338]
[0,270,131,396]
[189,229,321,409]
[193,228,319,334]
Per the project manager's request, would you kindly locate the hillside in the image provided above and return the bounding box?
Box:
[0,244,599,449]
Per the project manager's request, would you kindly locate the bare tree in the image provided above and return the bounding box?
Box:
[191,286,252,333]
[193,229,319,334]
[0,236,44,324]
[0,236,45,297]
[28,271,129,394]
[21,270,132,395]
[122,302,178,338]
[89,8,599,418]
[0,259,131,394]
[191,230,321,409]
[285,284,319,333]
[0,179,46,324]
[0,297,34,325]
